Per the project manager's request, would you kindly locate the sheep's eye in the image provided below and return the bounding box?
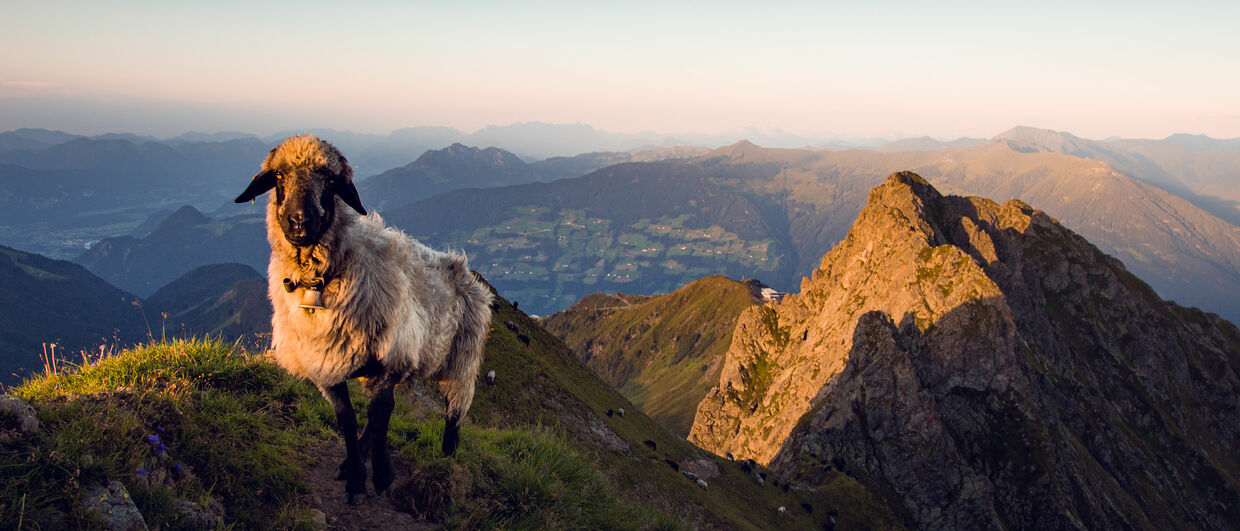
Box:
[274,171,283,179]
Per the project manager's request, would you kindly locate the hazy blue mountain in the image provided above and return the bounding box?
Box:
[74,206,268,297]
[0,136,272,258]
[877,136,986,152]
[1162,133,1240,152]
[527,146,710,182]
[359,143,538,212]
[164,131,259,145]
[993,126,1240,225]
[0,128,81,153]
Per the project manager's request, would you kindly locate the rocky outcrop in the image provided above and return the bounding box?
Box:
[689,172,1240,529]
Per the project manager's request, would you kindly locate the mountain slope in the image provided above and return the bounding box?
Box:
[145,263,270,342]
[74,206,268,297]
[0,245,147,385]
[543,275,760,436]
[690,172,1240,529]
[994,126,1240,225]
[359,143,537,212]
[386,160,793,315]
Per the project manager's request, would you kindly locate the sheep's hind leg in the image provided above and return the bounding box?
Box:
[365,384,397,495]
[323,382,367,505]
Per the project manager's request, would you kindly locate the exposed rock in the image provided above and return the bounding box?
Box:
[80,480,148,530]
[0,394,39,442]
[172,498,224,530]
[680,457,720,480]
[690,172,1240,529]
[308,509,328,528]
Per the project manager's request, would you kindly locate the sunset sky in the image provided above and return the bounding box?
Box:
[3,1,1237,140]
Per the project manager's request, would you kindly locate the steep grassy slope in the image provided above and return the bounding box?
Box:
[0,288,895,529]
[544,275,759,436]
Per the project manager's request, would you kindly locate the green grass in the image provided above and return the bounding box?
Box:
[2,337,685,529]
[543,275,758,436]
[6,338,327,529]
[387,422,676,529]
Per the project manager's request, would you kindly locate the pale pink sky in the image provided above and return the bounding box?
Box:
[2,1,1238,140]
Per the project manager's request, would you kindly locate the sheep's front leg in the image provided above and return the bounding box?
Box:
[365,385,396,495]
[323,382,367,505]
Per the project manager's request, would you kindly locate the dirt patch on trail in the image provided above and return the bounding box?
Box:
[298,443,434,530]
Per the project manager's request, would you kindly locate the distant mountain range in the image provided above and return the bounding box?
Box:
[47,127,1240,324]
[991,126,1240,225]
[0,132,271,258]
[372,135,1240,323]
[7,124,1237,322]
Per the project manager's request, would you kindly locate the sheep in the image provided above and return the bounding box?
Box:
[234,135,492,505]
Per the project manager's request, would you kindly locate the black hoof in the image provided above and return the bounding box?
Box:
[347,493,365,506]
[373,468,395,494]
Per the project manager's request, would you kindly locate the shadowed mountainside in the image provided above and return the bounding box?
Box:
[0,245,147,386]
[145,263,271,343]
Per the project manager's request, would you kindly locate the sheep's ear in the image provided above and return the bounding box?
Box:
[334,181,367,215]
[234,170,276,203]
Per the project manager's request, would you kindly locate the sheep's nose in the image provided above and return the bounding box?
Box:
[288,212,307,229]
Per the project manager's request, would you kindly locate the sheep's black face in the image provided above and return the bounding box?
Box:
[275,169,337,247]
[233,136,367,244]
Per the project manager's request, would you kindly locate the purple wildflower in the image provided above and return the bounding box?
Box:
[136,469,146,476]
[156,443,167,453]
[147,434,159,443]
[156,426,165,433]
[175,464,183,472]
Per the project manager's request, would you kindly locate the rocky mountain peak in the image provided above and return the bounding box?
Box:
[689,171,1240,528]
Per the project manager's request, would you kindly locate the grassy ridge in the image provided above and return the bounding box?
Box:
[543,275,758,436]
[2,339,674,529]
[2,288,894,529]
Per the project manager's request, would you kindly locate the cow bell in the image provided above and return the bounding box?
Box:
[298,287,325,311]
